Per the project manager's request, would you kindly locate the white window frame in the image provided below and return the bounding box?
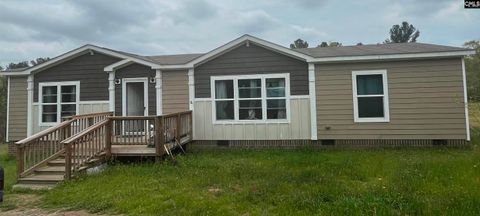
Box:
[211,73,291,124]
[352,70,390,123]
[39,81,80,126]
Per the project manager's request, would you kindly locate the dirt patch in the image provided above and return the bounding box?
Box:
[0,194,115,216]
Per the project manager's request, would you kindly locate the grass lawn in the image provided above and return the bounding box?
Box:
[37,147,480,215]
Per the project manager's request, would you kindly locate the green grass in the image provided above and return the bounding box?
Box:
[40,148,480,215]
[0,144,19,210]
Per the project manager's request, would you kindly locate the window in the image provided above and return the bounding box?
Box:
[352,70,389,122]
[212,74,289,123]
[39,82,80,125]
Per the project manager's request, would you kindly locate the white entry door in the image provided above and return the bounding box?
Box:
[122,78,148,116]
[122,78,148,135]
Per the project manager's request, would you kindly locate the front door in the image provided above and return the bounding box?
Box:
[122,78,148,134]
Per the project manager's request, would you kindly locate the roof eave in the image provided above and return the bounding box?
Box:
[307,50,476,63]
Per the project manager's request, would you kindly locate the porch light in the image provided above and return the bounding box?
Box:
[149,77,156,84]
[115,79,121,85]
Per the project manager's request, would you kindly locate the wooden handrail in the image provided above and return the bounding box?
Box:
[108,116,156,120]
[15,120,73,145]
[162,110,192,118]
[71,112,114,119]
[62,119,110,144]
[16,111,113,181]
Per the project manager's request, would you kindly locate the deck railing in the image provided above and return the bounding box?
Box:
[62,119,111,179]
[15,112,113,179]
[16,110,192,180]
[109,111,193,156]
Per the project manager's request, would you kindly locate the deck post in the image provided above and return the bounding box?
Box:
[105,118,112,159]
[64,143,72,180]
[176,113,181,142]
[16,145,24,179]
[188,111,193,141]
[155,116,165,161]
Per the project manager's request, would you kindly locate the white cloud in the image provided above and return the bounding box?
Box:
[0,0,478,66]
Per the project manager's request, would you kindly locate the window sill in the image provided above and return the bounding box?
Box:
[39,122,59,127]
[354,118,390,123]
[213,120,290,125]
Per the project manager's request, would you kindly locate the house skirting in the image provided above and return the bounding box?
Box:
[189,139,469,150]
[7,142,16,157]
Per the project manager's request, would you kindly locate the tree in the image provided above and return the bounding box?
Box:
[318,41,342,47]
[290,39,309,49]
[464,40,480,101]
[356,42,363,46]
[30,57,50,66]
[6,61,29,69]
[385,21,420,43]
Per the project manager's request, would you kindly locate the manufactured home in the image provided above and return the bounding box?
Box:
[2,34,476,152]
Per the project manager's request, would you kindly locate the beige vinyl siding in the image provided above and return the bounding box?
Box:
[162,70,189,114]
[194,98,311,140]
[8,76,28,141]
[32,102,109,134]
[315,58,466,139]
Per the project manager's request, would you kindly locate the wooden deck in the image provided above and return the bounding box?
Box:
[111,145,156,156]
[111,135,191,156]
[14,111,193,189]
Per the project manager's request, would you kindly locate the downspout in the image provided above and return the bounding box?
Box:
[27,75,33,136]
[155,69,162,115]
[308,63,317,140]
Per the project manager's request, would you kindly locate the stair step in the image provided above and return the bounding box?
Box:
[13,183,54,191]
[35,166,66,175]
[47,158,66,166]
[18,174,64,184]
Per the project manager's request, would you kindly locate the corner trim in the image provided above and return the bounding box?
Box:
[6,77,10,142]
[108,71,115,112]
[27,75,33,136]
[308,63,317,140]
[155,70,163,115]
[462,57,470,141]
[188,68,195,111]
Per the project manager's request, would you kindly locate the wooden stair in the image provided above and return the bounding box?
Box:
[13,153,106,190]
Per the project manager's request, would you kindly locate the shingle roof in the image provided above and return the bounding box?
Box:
[1,67,31,73]
[146,53,204,65]
[295,42,471,58]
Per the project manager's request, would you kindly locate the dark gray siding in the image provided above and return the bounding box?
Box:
[194,43,308,98]
[115,63,156,116]
[34,52,121,102]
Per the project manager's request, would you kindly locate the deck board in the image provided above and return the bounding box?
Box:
[111,145,156,156]
[111,135,191,156]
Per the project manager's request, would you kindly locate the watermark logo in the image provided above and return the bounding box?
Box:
[465,0,480,8]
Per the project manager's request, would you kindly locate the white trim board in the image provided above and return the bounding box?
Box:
[122,77,149,117]
[38,81,81,127]
[6,77,10,142]
[351,69,390,123]
[308,50,475,63]
[308,63,317,140]
[462,58,470,141]
[27,75,33,136]
[211,73,291,124]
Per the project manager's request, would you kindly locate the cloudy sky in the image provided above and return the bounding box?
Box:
[0,0,478,66]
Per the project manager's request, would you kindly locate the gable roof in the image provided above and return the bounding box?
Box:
[0,44,161,75]
[1,35,475,75]
[181,34,314,67]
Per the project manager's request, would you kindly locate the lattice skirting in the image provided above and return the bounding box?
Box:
[190,139,469,150]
